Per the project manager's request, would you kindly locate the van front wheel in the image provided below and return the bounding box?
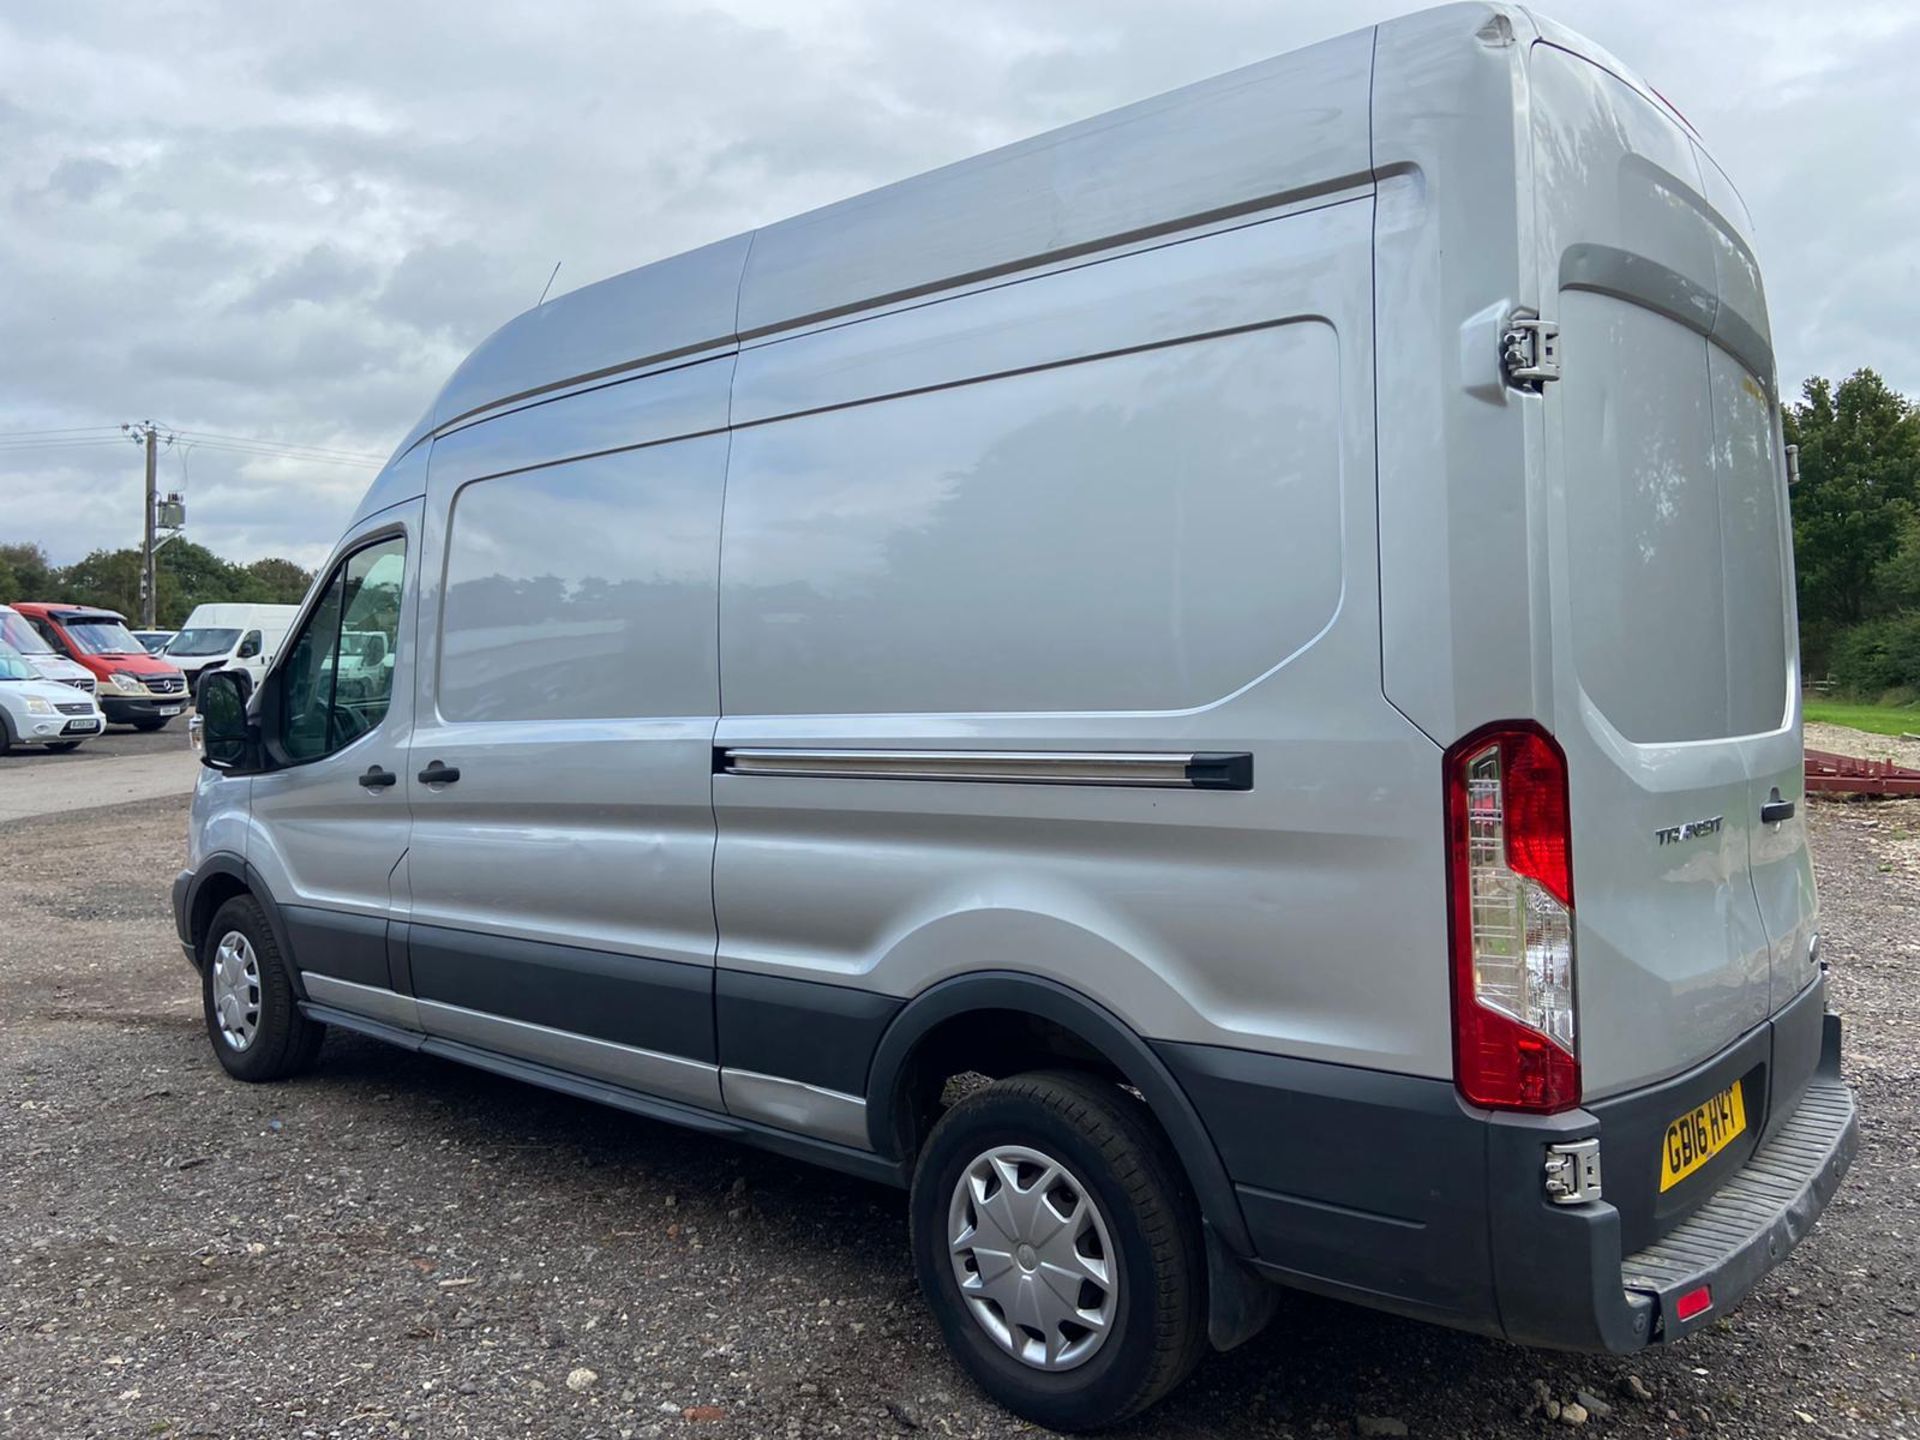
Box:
[199,895,324,1082]
[909,1071,1207,1431]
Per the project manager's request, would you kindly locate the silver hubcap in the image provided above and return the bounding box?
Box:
[210,931,261,1052]
[947,1144,1118,1371]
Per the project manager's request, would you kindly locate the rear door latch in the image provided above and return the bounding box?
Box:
[1501,313,1561,390]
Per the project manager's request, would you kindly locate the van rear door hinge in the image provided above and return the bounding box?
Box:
[1501,313,1561,390]
[1544,1137,1603,1205]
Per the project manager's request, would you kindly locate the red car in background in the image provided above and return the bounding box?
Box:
[9,603,189,730]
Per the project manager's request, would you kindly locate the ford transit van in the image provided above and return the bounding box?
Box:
[177,6,1856,1427]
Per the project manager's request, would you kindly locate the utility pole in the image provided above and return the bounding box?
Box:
[141,425,157,627]
[123,421,184,627]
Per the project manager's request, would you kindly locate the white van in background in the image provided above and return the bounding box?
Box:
[165,604,298,701]
[0,604,97,697]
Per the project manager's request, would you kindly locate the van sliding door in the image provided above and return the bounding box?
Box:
[401,360,734,1109]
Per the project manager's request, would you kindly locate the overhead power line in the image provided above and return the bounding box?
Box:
[173,439,383,468]
[0,424,125,440]
[171,427,386,463]
[0,436,131,451]
[0,423,384,467]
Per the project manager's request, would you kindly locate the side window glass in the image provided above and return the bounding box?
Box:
[278,535,405,761]
[280,573,346,761]
[332,540,405,746]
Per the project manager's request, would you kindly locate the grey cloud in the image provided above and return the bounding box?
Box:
[44,155,120,203]
[380,241,526,339]
[235,244,380,314]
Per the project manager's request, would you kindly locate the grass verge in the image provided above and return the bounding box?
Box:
[1805,699,1920,736]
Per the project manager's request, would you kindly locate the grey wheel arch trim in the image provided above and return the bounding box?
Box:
[179,853,308,1003]
[864,970,1252,1259]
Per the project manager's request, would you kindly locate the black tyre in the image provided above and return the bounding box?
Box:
[133,717,169,732]
[910,1071,1207,1431]
[200,895,325,1082]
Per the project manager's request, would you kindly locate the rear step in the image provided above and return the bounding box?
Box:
[1622,1070,1856,1341]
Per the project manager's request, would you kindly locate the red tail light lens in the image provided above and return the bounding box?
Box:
[1446,722,1580,1113]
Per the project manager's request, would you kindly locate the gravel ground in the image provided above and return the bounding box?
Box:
[0,726,197,823]
[0,720,193,770]
[1,791,1914,1439]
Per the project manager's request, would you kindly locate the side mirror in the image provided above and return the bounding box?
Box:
[198,670,261,772]
[363,632,388,668]
[237,631,262,659]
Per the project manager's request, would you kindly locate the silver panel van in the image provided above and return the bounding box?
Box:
[178,5,1857,1428]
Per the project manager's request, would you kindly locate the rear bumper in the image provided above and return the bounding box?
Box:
[1618,1058,1854,1342]
[1159,1002,1857,1354]
[1486,1014,1855,1352]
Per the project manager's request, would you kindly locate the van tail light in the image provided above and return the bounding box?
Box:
[1445,723,1579,1113]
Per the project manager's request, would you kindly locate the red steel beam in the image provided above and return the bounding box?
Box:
[1804,748,1920,796]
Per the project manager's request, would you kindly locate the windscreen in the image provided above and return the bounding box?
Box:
[62,618,145,657]
[0,612,54,655]
[167,628,242,657]
[0,647,37,681]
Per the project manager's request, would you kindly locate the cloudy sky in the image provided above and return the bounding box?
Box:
[2,1,1915,570]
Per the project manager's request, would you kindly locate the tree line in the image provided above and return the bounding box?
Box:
[0,540,313,629]
[1788,368,1920,697]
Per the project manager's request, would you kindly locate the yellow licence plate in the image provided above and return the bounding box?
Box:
[1659,1080,1747,1192]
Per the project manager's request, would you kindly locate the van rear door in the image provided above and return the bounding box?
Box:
[1530,42,1805,1099]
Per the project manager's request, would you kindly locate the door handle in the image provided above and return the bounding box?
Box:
[417,760,461,786]
[357,765,398,789]
[1761,797,1795,824]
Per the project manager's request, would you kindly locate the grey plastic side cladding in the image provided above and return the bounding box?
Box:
[863,971,1253,1259]
[181,853,308,1003]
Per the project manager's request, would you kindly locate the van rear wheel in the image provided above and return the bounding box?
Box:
[200,895,324,1082]
[909,1071,1207,1431]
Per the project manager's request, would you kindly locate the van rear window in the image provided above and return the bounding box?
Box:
[1561,292,1790,742]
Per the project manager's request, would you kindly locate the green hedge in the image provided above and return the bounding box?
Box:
[1830,612,1920,696]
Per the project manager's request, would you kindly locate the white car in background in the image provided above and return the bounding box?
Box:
[0,642,105,753]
